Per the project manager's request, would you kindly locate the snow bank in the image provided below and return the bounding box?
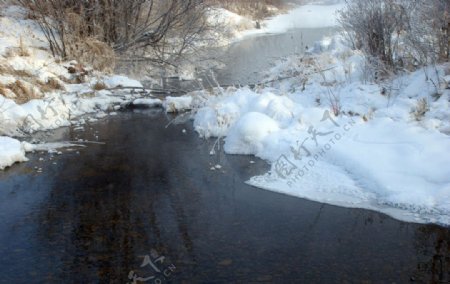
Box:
[206,2,343,45]
[265,3,343,31]
[0,136,27,170]
[0,87,146,135]
[0,138,89,170]
[103,75,143,89]
[163,96,193,113]
[0,5,151,137]
[241,3,344,38]
[132,98,162,108]
[190,34,450,225]
[224,112,280,155]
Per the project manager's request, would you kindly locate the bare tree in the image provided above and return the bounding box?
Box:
[18,0,210,69]
[338,0,408,68]
[405,0,450,65]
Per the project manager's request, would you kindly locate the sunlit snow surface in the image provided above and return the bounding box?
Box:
[242,3,344,37]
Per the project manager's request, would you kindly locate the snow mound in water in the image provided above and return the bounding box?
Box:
[163,96,193,113]
[224,112,279,155]
[193,90,296,138]
[132,98,162,107]
[0,136,28,170]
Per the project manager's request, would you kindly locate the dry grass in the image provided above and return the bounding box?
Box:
[18,36,30,57]
[412,98,429,121]
[4,37,31,58]
[0,83,8,97]
[7,80,42,104]
[92,80,107,91]
[12,69,33,77]
[0,60,33,77]
[64,13,116,73]
[58,75,76,84]
[38,77,65,93]
[0,61,11,74]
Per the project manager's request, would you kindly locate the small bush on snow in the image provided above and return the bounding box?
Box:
[412,98,429,121]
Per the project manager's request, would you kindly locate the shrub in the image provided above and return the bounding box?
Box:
[338,0,408,68]
[18,0,210,69]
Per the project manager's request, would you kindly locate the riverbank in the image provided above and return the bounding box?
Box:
[158,1,450,227]
[179,31,450,226]
[0,4,185,169]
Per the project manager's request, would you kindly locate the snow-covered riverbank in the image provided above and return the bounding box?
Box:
[162,0,450,226]
[208,1,343,46]
[0,5,164,169]
[184,32,450,225]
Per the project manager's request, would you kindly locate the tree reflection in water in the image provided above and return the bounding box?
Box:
[413,225,450,282]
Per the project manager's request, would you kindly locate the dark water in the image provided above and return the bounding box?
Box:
[0,110,449,283]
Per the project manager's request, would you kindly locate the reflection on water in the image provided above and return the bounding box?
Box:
[0,110,449,283]
[413,226,450,282]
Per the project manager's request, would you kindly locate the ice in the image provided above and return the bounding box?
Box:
[22,141,85,152]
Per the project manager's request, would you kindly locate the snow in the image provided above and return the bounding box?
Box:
[0,5,169,169]
[103,75,143,89]
[206,2,343,45]
[263,3,343,31]
[163,96,193,112]
[224,112,280,155]
[190,33,450,225]
[0,137,87,170]
[242,3,344,38]
[0,136,28,170]
[22,141,84,152]
[132,98,162,107]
